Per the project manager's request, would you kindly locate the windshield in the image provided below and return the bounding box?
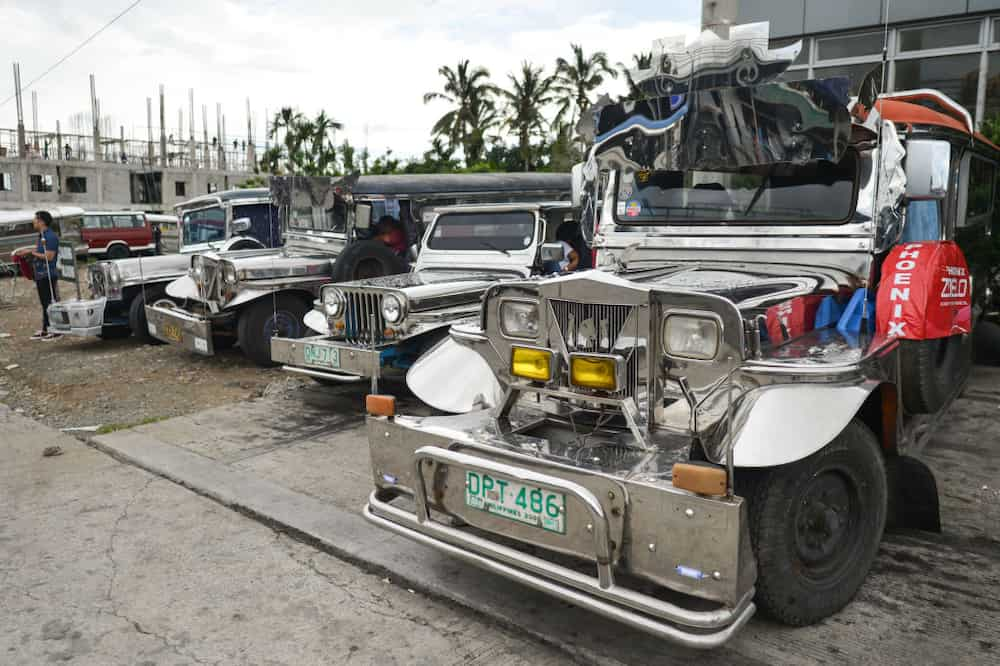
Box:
[427,211,535,251]
[287,199,347,232]
[616,152,857,224]
[182,207,225,246]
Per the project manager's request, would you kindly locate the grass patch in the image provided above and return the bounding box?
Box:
[96,415,167,435]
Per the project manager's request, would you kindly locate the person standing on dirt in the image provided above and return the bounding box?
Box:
[29,210,60,340]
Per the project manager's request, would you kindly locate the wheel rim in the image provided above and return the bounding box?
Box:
[793,469,862,580]
[266,310,300,338]
[353,258,383,280]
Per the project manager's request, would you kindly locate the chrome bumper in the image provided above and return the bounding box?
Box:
[47,297,107,337]
[145,304,215,355]
[271,334,381,380]
[365,414,757,648]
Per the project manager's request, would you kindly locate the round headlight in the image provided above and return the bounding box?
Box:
[499,300,539,339]
[323,288,345,317]
[381,294,404,324]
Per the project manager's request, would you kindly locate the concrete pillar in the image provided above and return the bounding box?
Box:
[701,0,738,37]
[159,84,167,167]
[146,97,154,164]
[13,63,26,158]
[90,75,101,162]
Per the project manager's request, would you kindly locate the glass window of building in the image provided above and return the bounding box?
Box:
[894,54,980,112]
[985,52,1000,121]
[816,32,884,61]
[898,21,980,53]
[813,62,882,95]
[994,18,1000,44]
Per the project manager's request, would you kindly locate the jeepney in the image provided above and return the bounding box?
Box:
[147,173,570,366]
[271,201,577,399]
[48,188,276,339]
[362,26,999,649]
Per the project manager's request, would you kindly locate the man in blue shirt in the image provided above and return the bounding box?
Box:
[29,210,60,340]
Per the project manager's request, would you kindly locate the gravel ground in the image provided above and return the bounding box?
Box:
[0,272,294,431]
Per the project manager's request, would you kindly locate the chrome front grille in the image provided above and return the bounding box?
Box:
[549,299,642,398]
[343,289,386,345]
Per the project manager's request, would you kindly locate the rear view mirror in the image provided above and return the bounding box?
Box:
[231,217,252,234]
[355,203,372,231]
[905,140,951,200]
[540,242,566,263]
[571,162,585,208]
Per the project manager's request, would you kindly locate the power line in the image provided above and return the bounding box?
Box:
[1,0,145,110]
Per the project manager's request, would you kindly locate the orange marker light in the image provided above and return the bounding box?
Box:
[366,394,396,417]
[671,462,727,496]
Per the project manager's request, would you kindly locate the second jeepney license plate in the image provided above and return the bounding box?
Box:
[163,323,183,342]
[464,471,566,534]
[303,343,340,369]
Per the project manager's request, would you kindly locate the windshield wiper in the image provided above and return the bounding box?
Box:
[743,166,776,217]
[479,241,510,257]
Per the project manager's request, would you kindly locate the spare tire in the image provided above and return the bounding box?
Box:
[330,240,408,283]
[899,334,971,414]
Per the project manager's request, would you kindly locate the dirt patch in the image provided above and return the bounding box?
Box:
[0,272,291,431]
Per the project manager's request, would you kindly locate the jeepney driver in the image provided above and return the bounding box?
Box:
[375,215,408,256]
[29,210,61,340]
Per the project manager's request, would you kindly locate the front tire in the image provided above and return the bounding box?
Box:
[128,287,172,344]
[237,294,310,367]
[741,419,887,626]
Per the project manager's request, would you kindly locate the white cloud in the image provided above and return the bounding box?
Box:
[0,0,700,160]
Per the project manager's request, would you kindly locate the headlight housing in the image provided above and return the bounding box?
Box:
[381,294,405,324]
[222,262,237,284]
[499,300,539,339]
[322,287,345,318]
[191,255,205,279]
[663,314,720,360]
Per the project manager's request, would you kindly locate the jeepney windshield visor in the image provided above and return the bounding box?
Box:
[615,152,857,224]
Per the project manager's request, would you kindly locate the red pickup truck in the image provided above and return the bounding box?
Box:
[81,211,156,259]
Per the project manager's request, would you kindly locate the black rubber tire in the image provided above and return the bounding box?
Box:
[106,244,130,260]
[97,326,131,340]
[212,334,237,351]
[330,240,408,283]
[973,320,1000,366]
[128,286,170,344]
[739,419,887,626]
[237,294,311,367]
[899,335,971,414]
[228,238,263,251]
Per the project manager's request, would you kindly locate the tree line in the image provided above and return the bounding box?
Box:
[258,44,647,176]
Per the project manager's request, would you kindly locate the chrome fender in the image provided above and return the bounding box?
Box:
[225,288,276,310]
[304,308,330,335]
[407,335,503,414]
[731,383,876,467]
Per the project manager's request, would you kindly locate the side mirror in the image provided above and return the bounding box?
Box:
[540,242,566,263]
[355,202,372,231]
[231,217,252,234]
[905,140,951,200]
[571,162,585,208]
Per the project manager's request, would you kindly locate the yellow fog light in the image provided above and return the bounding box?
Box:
[570,353,623,391]
[511,347,553,382]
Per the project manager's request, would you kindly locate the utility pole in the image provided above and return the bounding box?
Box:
[159,84,167,166]
[216,103,225,170]
[245,97,255,169]
[188,89,196,166]
[146,97,154,163]
[90,74,100,162]
[13,63,26,157]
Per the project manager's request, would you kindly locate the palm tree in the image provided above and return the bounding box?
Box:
[554,44,617,130]
[500,62,556,171]
[424,61,498,166]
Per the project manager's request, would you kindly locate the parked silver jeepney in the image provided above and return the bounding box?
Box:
[271,201,577,397]
[48,188,275,339]
[362,26,997,648]
[147,173,571,365]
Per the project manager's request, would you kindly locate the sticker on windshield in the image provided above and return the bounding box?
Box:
[625,201,642,217]
[522,236,531,247]
[616,201,627,216]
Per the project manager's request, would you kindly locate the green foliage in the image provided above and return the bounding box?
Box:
[982,114,1000,147]
[259,107,342,176]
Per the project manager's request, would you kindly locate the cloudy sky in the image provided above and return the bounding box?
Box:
[0,0,702,160]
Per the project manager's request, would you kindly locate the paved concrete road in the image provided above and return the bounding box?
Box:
[0,404,570,665]
[88,371,1000,665]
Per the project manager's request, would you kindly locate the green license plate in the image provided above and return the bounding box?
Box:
[303,343,340,369]
[464,471,566,534]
